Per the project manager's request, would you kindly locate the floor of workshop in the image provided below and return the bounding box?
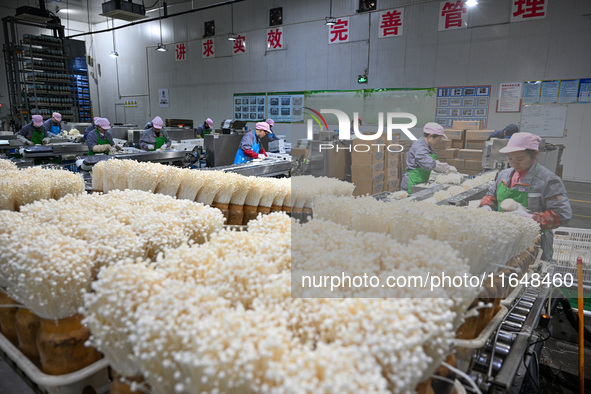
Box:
[564,181,591,229]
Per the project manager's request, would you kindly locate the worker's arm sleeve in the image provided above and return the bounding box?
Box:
[16,129,29,143]
[414,144,436,171]
[243,149,259,159]
[139,131,152,150]
[534,178,572,230]
[239,133,254,151]
[107,134,114,146]
[164,131,172,147]
[86,131,98,151]
[259,146,267,156]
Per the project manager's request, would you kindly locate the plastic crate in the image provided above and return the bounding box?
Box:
[552,227,591,283]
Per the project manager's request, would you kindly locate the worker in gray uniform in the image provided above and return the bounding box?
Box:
[400,122,452,195]
[479,132,572,261]
[86,117,122,155]
[140,116,171,151]
[16,115,52,145]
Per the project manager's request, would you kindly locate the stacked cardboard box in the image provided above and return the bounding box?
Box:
[452,120,483,130]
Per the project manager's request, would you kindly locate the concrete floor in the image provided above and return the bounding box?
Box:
[564,181,591,229]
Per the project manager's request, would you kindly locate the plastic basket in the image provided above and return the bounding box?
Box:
[552,227,591,284]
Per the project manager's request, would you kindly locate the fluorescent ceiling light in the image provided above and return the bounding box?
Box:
[325,16,337,26]
[156,44,167,52]
[465,0,478,7]
[109,50,119,58]
[228,33,238,41]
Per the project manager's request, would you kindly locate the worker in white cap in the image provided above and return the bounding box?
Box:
[479,132,572,260]
[400,122,453,194]
[43,112,62,135]
[265,118,279,141]
[86,117,122,155]
[16,115,52,145]
[234,122,269,164]
[196,118,214,138]
[140,116,171,151]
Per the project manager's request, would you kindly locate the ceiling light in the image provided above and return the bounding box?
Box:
[109,50,119,58]
[465,0,478,7]
[325,17,337,26]
[228,33,238,41]
[156,44,167,52]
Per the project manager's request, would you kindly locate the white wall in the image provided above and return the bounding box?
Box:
[1,0,590,180]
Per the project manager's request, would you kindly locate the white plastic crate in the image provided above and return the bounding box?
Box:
[552,227,591,284]
[0,332,110,394]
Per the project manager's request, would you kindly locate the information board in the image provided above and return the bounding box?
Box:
[520,105,567,138]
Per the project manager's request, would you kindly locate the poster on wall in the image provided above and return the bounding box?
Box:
[578,78,591,103]
[435,85,489,128]
[558,79,578,104]
[523,81,541,104]
[233,94,266,122]
[540,80,559,104]
[267,93,304,123]
[496,82,522,112]
[158,89,169,108]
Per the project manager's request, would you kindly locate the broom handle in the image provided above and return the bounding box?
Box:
[577,257,584,394]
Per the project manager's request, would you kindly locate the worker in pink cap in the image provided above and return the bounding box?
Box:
[43,112,62,135]
[400,122,453,194]
[196,118,214,138]
[234,122,269,164]
[265,118,279,141]
[16,115,52,145]
[480,132,571,260]
[84,117,101,139]
[86,117,122,155]
[140,116,171,151]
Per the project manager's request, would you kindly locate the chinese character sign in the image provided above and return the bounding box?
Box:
[328,17,350,44]
[379,9,404,38]
[202,38,215,59]
[510,0,546,22]
[438,1,467,31]
[175,43,187,61]
[233,34,246,55]
[267,27,283,51]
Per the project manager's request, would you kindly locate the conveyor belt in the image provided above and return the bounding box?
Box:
[81,150,188,166]
[204,159,291,177]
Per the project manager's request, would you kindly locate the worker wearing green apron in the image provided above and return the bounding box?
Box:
[139,116,171,151]
[16,115,51,146]
[86,117,120,155]
[400,122,453,194]
[196,118,213,138]
[480,132,572,261]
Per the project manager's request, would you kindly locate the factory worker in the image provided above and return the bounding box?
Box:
[400,122,452,195]
[196,118,214,138]
[43,112,62,135]
[86,117,122,155]
[16,115,52,145]
[234,121,269,164]
[487,124,519,141]
[479,132,572,261]
[140,116,171,151]
[84,117,100,140]
[265,118,280,142]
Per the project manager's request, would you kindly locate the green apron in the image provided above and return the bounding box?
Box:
[203,127,211,136]
[88,129,111,155]
[496,163,539,211]
[152,131,166,150]
[30,128,45,145]
[406,153,437,195]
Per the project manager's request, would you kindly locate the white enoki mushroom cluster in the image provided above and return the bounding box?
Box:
[291,175,355,210]
[0,165,84,211]
[313,195,540,276]
[83,214,464,393]
[434,172,464,185]
[0,159,17,171]
[0,190,223,320]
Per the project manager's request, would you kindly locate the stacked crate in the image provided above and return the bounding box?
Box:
[436,121,494,176]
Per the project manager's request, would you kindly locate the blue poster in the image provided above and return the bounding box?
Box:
[540,80,559,104]
[558,79,578,104]
[523,81,541,104]
[435,85,489,128]
[578,78,591,103]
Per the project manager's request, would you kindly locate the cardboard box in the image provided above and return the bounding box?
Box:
[353,179,385,196]
[290,148,308,160]
[458,149,483,161]
[447,159,465,169]
[384,165,400,183]
[452,120,482,130]
[434,149,459,160]
[351,150,385,166]
[451,139,464,149]
[353,134,386,147]
[384,179,400,192]
[465,130,492,141]
[443,129,465,140]
[464,160,482,171]
[351,163,384,179]
[352,171,385,185]
[465,140,486,150]
[435,139,452,150]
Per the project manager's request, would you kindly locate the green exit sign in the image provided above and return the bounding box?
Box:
[357,75,368,84]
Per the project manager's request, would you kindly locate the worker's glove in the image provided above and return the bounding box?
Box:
[257,154,267,160]
[448,165,458,173]
[25,140,34,146]
[159,144,168,151]
[510,209,533,219]
[42,137,51,145]
[480,205,493,211]
[147,144,155,150]
[434,160,450,173]
[109,146,118,155]
[115,145,123,151]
